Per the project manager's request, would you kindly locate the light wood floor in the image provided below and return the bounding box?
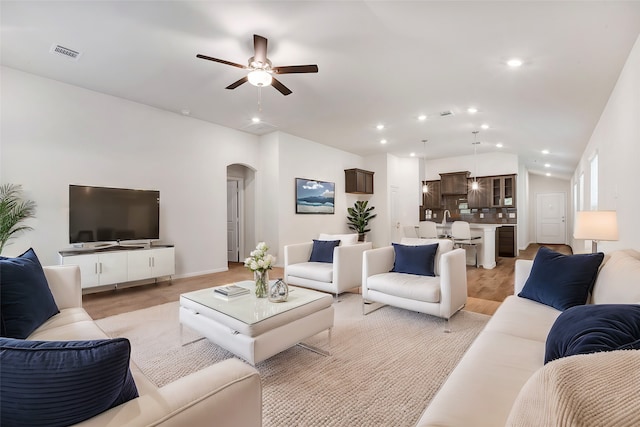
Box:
[82,243,572,319]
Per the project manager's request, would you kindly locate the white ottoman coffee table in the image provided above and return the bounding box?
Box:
[179,281,334,365]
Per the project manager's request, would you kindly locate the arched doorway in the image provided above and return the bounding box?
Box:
[227,164,256,263]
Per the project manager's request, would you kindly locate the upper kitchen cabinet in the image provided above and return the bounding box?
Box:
[345,168,374,194]
[422,180,441,209]
[440,171,470,195]
[491,175,516,207]
[467,177,491,208]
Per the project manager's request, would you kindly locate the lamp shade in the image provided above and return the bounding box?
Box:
[247,70,272,87]
[574,211,619,241]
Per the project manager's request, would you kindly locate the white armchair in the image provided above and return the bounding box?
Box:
[284,234,373,297]
[362,238,468,325]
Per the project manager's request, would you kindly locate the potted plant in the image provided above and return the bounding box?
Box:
[347,200,376,242]
[0,184,37,253]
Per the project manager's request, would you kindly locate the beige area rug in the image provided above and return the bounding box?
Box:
[96,294,489,426]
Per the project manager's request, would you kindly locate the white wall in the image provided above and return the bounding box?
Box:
[1,67,260,277]
[261,132,365,264]
[528,173,571,246]
[571,35,640,253]
[425,152,519,181]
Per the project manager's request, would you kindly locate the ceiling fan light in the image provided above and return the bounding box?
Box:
[247,70,272,87]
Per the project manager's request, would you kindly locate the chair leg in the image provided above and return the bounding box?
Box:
[444,317,451,333]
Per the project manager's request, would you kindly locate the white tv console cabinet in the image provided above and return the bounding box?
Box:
[59,244,175,291]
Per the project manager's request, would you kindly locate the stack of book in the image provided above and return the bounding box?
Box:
[214,284,249,298]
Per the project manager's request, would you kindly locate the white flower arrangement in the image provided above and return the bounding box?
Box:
[244,241,276,273]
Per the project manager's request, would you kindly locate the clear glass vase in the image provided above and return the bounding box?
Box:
[254,270,269,298]
[268,278,289,303]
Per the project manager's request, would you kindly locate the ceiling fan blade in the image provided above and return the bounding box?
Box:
[196,54,247,70]
[253,34,268,65]
[271,77,292,96]
[225,76,248,90]
[272,64,319,74]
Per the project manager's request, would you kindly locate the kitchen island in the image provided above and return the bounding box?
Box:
[435,223,516,269]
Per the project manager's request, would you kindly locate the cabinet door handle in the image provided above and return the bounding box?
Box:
[99,262,103,274]
[152,257,155,267]
[149,257,152,267]
[95,263,98,274]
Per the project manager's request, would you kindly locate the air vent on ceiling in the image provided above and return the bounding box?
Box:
[50,44,81,61]
[439,110,454,117]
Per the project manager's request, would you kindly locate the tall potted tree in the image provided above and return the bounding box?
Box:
[0,184,37,253]
[347,200,376,242]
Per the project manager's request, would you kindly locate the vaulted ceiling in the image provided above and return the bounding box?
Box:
[2,1,640,179]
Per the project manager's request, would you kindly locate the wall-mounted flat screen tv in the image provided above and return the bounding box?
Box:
[69,185,160,243]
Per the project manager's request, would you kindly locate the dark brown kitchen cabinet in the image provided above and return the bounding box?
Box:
[422,180,441,209]
[491,175,516,207]
[467,177,491,208]
[440,171,470,195]
[345,169,374,194]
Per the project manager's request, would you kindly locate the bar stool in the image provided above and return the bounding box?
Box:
[451,221,482,267]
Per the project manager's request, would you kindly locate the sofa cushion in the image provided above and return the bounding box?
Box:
[544,304,640,364]
[0,248,60,339]
[309,239,340,263]
[318,233,359,246]
[592,250,640,304]
[400,238,453,276]
[518,247,604,311]
[287,262,333,283]
[0,337,139,427]
[367,272,440,303]
[391,243,438,276]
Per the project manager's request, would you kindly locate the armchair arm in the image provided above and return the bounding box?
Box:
[284,242,313,281]
[333,242,373,293]
[77,359,261,427]
[43,265,82,310]
[438,248,468,319]
[362,246,395,299]
[514,259,534,295]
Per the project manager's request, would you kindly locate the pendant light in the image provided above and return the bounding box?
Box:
[422,139,429,194]
[471,131,480,190]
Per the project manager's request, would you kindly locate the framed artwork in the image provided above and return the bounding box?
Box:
[295,178,335,214]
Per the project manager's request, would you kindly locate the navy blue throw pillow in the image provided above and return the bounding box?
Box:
[0,337,139,426]
[545,304,640,364]
[391,243,439,276]
[309,239,341,263]
[0,248,60,338]
[518,246,604,311]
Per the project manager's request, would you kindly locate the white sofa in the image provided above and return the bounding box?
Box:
[416,249,640,427]
[284,234,372,297]
[27,265,262,427]
[362,238,468,321]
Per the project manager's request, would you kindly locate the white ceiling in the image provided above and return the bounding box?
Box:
[2,1,640,179]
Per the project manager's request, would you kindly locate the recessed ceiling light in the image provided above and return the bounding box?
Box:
[467,107,478,114]
[546,173,551,177]
[251,117,261,123]
[376,124,385,130]
[410,152,416,157]
[181,109,190,116]
[496,143,503,148]
[418,115,427,121]
[542,149,550,155]
[544,163,551,168]
[481,123,490,130]
[507,58,523,68]
[380,139,387,144]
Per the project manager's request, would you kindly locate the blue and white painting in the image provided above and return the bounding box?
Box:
[295,178,335,214]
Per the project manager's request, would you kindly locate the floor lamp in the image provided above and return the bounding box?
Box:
[573,210,619,253]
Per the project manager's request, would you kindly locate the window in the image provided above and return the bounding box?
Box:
[590,153,598,210]
[579,173,585,211]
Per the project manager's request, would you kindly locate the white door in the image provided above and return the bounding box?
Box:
[227,180,240,262]
[536,192,566,244]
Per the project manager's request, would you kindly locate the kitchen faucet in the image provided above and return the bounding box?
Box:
[442,210,451,225]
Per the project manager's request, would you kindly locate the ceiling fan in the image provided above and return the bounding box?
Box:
[197,34,318,96]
